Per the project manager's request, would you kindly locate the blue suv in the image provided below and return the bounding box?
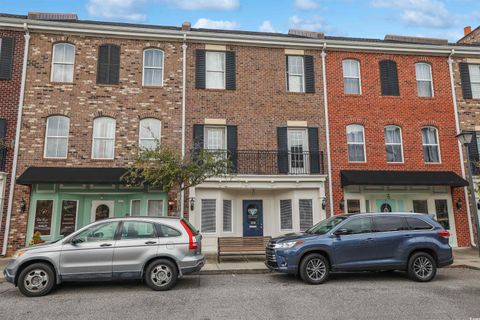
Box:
[266,213,453,284]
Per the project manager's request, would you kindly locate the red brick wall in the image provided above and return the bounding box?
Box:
[0,30,24,252]
[325,50,471,246]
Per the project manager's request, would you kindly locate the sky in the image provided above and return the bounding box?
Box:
[1,0,479,41]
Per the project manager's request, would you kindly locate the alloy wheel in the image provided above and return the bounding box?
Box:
[413,256,433,279]
[306,258,327,281]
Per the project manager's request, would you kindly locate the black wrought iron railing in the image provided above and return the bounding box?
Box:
[0,146,6,172]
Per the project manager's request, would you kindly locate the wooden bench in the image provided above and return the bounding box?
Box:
[217,236,272,263]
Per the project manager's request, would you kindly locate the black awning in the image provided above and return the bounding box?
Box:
[340,170,468,187]
[17,167,128,185]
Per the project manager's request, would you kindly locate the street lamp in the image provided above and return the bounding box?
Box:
[456,131,480,256]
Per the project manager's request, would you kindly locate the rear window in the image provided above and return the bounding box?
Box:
[406,217,433,230]
[157,224,181,237]
[373,216,408,232]
[181,218,199,235]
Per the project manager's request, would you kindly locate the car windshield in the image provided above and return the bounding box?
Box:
[305,216,348,235]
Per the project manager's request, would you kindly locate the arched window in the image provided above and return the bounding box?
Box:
[342,59,361,94]
[92,117,116,159]
[416,63,433,97]
[44,115,70,158]
[51,43,75,83]
[139,118,161,150]
[384,125,403,163]
[422,126,440,163]
[346,124,366,162]
[143,48,164,86]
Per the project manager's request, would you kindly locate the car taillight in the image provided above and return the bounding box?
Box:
[180,220,198,250]
[437,230,450,238]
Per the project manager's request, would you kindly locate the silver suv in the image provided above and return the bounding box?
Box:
[4,216,204,297]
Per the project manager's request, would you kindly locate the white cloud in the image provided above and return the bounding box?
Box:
[86,0,147,21]
[371,0,454,28]
[288,15,326,31]
[295,0,320,10]
[163,0,240,10]
[259,20,276,33]
[193,18,239,30]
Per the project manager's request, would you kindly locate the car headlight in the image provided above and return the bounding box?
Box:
[12,250,24,259]
[273,240,304,249]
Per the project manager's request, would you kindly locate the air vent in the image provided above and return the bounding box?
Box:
[288,29,324,39]
[28,12,78,21]
[384,35,448,45]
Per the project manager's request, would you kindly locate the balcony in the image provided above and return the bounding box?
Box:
[0,145,6,172]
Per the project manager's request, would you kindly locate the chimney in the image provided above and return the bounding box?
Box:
[288,29,324,39]
[464,26,472,36]
[182,21,191,31]
[28,12,78,21]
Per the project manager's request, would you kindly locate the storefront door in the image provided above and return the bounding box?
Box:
[375,199,404,212]
[243,200,263,237]
[91,200,115,222]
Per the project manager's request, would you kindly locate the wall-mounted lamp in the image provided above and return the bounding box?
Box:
[321,199,326,210]
[20,197,27,213]
[190,197,195,211]
[456,198,463,210]
[339,199,345,211]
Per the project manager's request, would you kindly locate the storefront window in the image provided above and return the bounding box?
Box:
[34,200,53,236]
[148,200,163,217]
[131,200,141,216]
[347,199,361,213]
[60,200,77,236]
[435,199,450,230]
[413,200,428,213]
[95,204,110,221]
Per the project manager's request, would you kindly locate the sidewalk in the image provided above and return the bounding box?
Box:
[452,247,480,270]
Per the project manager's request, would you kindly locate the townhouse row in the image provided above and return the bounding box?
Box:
[0,12,479,255]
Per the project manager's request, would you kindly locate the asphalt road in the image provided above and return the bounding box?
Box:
[1,268,479,320]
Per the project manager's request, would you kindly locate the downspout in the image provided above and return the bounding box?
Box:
[180,32,187,218]
[448,49,475,246]
[321,43,334,217]
[2,23,30,255]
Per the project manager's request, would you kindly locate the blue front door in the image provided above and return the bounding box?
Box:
[243,200,263,237]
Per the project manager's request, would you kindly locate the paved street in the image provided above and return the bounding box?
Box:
[1,268,479,320]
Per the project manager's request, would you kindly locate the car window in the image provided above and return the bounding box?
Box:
[406,217,433,230]
[373,216,408,232]
[74,222,119,243]
[339,217,373,235]
[120,221,157,240]
[306,216,347,235]
[158,224,182,237]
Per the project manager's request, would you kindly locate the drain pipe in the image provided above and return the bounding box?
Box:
[448,49,475,246]
[179,32,187,218]
[321,43,334,217]
[2,24,30,255]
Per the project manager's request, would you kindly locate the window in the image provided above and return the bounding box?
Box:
[346,199,361,213]
[373,216,408,232]
[44,115,69,158]
[346,124,366,162]
[379,60,399,96]
[286,56,305,92]
[201,199,216,233]
[0,37,14,80]
[384,125,403,163]
[97,44,120,84]
[139,118,161,150]
[143,49,164,86]
[343,59,361,94]
[299,199,313,231]
[205,126,227,151]
[406,217,433,230]
[280,199,293,230]
[74,222,119,243]
[33,200,54,236]
[413,200,428,213]
[92,117,116,159]
[223,199,232,232]
[435,199,450,230]
[120,221,156,239]
[339,217,372,235]
[60,200,78,236]
[422,127,440,163]
[130,200,141,216]
[415,63,433,97]
[158,224,181,237]
[147,200,163,217]
[288,128,309,173]
[206,51,225,89]
[468,64,480,99]
[51,43,75,83]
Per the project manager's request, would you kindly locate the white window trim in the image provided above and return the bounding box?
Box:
[204,125,227,151]
[50,43,75,83]
[422,126,442,164]
[142,48,164,87]
[279,199,294,232]
[139,118,161,150]
[286,55,305,93]
[147,199,164,217]
[200,198,217,234]
[385,125,404,163]
[343,59,362,95]
[130,199,141,216]
[415,63,434,97]
[205,51,226,90]
[346,124,367,163]
[222,198,234,233]
[44,116,70,159]
[469,64,480,99]
[92,117,116,160]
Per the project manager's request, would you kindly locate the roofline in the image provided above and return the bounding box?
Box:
[1,15,480,56]
[457,25,480,44]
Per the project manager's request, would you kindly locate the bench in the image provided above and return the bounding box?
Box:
[217,236,272,263]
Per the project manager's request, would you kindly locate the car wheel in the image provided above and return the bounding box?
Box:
[299,253,330,285]
[408,252,437,282]
[17,263,56,297]
[145,259,178,291]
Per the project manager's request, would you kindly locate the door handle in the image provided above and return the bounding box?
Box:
[366,238,374,241]
[145,241,157,245]
[100,243,112,247]
[404,234,412,238]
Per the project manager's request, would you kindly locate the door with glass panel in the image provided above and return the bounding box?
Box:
[288,129,309,174]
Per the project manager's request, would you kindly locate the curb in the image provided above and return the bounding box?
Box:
[449,264,480,271]
[197,269,272,275]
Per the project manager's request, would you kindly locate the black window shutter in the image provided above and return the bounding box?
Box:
[285,56,290,91]
[308,127,320,173]
[97,45,110,84]
[277,127,288,174]
[225,51,236,90]
[379,60,399,96]
[109,45,120,84]
[459,63,472,99]
[196,50,206,89]
[227,125,238,172]
[0,37,14,80]
[0,118,6,139]
[97,45,120,84]
[304,55,315,93]
[468,133,480,174]
[192,124,204,162]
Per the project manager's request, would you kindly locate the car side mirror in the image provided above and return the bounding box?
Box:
[334,228,349,236]
[71,237,83,245]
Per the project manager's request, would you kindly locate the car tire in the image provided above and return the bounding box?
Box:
[408,252,437,282]
[299,253,330,285]
[144,259,178,291]
[17,263,56,297]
